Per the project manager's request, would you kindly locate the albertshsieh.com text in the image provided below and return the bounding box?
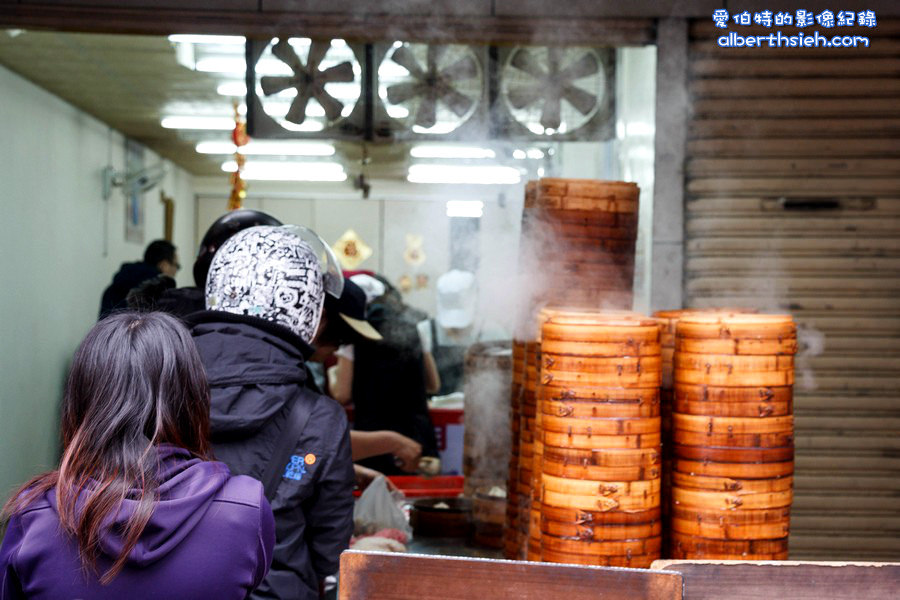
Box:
[718,30,870,48]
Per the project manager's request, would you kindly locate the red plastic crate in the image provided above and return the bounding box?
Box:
[388,475,464,498]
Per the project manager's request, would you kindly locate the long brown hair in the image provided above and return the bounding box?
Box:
[2,312,212,583]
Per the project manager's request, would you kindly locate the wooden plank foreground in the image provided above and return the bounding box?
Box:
[652,560,900,600]
[339,551,682,600]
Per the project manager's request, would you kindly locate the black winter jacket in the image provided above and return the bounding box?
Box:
[186,311,355,600]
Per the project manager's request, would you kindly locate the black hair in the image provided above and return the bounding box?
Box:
[143,240,177,266]
[193,210,282,288]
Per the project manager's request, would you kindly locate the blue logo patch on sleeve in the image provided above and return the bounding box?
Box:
[284,455,307,481]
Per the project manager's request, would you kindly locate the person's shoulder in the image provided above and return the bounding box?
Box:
[215,473,266,509]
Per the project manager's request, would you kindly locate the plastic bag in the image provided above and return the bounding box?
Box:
[353,475,412,538]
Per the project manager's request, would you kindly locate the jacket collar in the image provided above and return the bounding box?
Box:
[185,310,316,360]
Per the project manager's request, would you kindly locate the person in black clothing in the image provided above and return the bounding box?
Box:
[186,225,354,600]
[98,240,179,318]
[348,291,440,476]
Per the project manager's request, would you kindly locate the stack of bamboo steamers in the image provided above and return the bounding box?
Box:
[505,178,641,561]
[502,178,797,564]
[669,313,796,560]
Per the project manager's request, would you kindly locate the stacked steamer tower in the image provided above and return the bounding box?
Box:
[504,178,647,563]
[502,178,796,564]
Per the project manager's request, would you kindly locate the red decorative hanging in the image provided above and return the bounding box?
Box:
[228,100,249,210]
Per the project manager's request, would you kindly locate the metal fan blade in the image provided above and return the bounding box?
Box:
[540,96,562,130]
[285,89,313,124]
[387,81,425,105]
[271,39,305,74]
[510,49,546,79]
[415,93,438,129]
[320,61,355,83]
[562,84,597,115]
[506,84,542,109]
[426,45,447,75]
[260,75,298,96]
[440,55,477,82]
[547,46,563,75]
[438,85,474,117]
[560,52,599,81]
[314,89,345,121]
[307,40,331,72]
[391,46,425,79]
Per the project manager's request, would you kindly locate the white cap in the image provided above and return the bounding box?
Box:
[349,274,386,305]
[436,269,476,329]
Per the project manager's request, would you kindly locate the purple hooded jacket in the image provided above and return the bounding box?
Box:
[0,445,275,600]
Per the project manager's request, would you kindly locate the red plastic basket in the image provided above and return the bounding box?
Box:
[388,475,464,498]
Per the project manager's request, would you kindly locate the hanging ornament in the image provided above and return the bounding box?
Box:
[398,274,413,293]
[403,233,426,267]
[332,229,373,270]
[228,100,249,211]
[415,273,430,290]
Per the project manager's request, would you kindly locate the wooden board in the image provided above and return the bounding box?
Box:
[652,560,900,600]
[338,551,683,600]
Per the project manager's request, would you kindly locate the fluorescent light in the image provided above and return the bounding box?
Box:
[537,167,545,177]
[410,145,495,159]
[168,34,246,45]
[197,141,335,156]
[407,165,521,185]
[222,160,346,182]
[412,122,460,135]
[526,148,545,160]
[218,82,246,96]
[512,149,526,160]
[446,200,484,218]
[161,116,235,130]
[197,57,294,76]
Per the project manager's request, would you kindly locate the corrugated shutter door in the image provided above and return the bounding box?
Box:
[684,19,900,560]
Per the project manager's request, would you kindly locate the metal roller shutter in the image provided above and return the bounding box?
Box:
[684,19,900,560]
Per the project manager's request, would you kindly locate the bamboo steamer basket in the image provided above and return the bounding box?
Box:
[540,385,660,404]
[676,337,797,356]
[541,518,662,541]
[541,414,661,436]
[676,313,796,340]
[541,458,660,482]
[541,473,660,497]
[670,532,788,556]
[672,487,793,510]
[536,177,640,200]
[670,517,789,540]
[674,368,794,387]
[541,505,660,526]
[672,505,790,525]
[675,383,792,404]
[672,429,793,448]
[542,489,661,513]
[541,339,660,358]
[671,471,793,493]
[541,534,661,557]
[540,549,657,568]
[542,431,661,450]
[541,446,660,468]
[674,353,794,373]
[542,398,660,419]
[672,444,794,463]
[673,458,793,479]
[528,208,638,229]
[673,398,792,418]
[672,414,793,435]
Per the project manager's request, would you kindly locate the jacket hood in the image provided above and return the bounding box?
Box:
[46,445,229,568]
[186,311,314,437]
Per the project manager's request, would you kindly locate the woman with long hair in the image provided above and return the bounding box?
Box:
[0,312,275,599]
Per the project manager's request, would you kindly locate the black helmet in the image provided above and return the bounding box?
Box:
[193,209,282,288]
